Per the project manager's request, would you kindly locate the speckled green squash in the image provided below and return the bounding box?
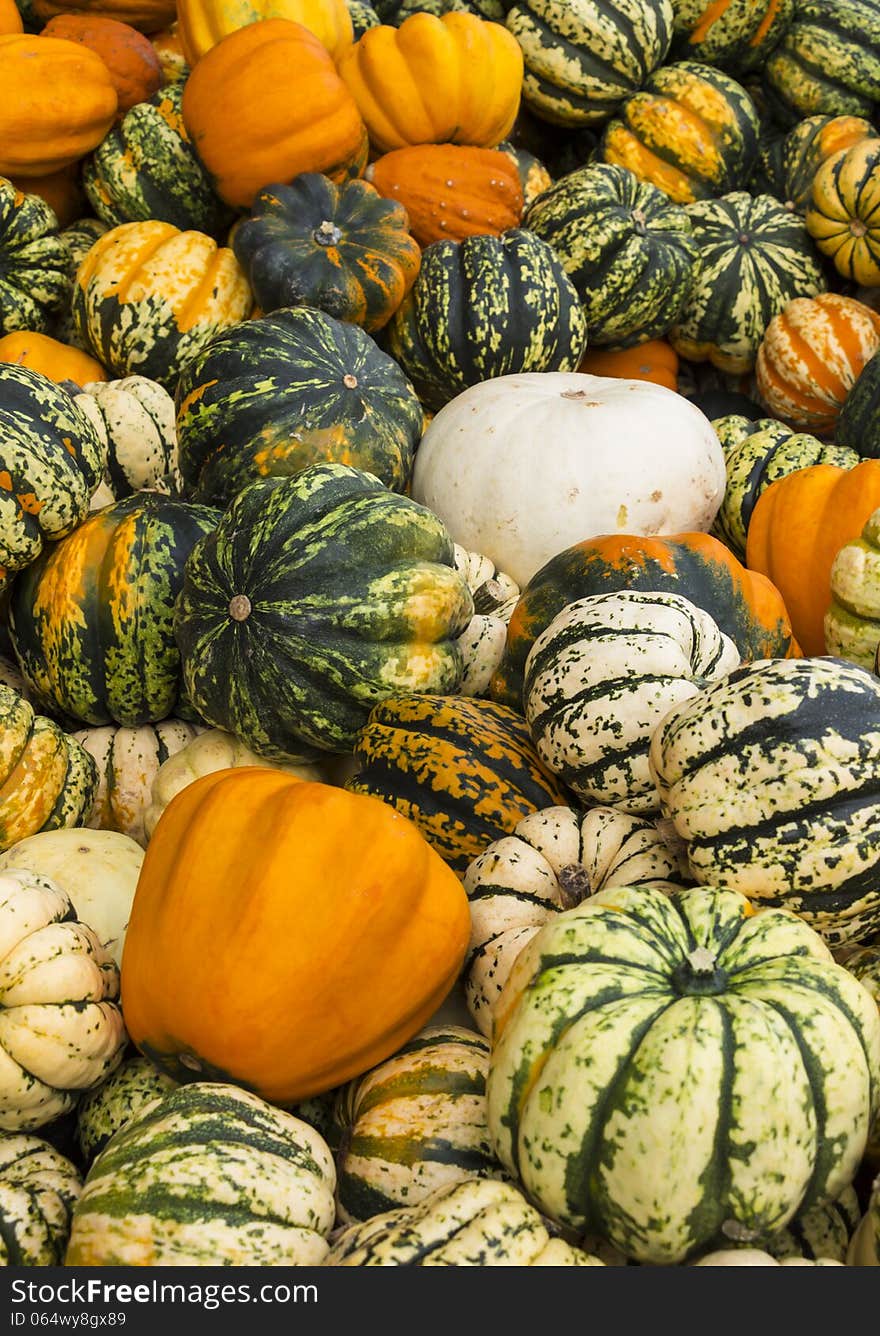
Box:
[82,84,231,238]
[326,1178,604,1265]
[506,0,674,128]
[9,493,219,728]
[374,0,508,18]
[52,217,109,351]
[0,1135,82,1265]
[0,363,107,588]
[65,1082,337,1266]
[175,307,424,507]
[762,0,880,126]
[382,229,587,411]
[669,191,826,372]
[463,803,689,1036]
[347,1,380,36]
[670,0,795,72]
[523,590,740,812]
[712,413,858,560]
[651,656,880,946]
[173,464,474,760]
[836,346,880,460]
[0,177,70,336]
[757,1186,862,1262]
[487,883,880,1264]
[346,693,570,872]
[75,1056,177,1167]
[74,375,181,500]
[756,113,875,213]
[334,1025,502,1223]
[846,942,880,1005]
[522,162,700,347]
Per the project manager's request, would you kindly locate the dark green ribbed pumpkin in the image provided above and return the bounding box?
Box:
[505,0,674,127]
[52,217,109,351]
[669,191,826,372]
[346,693,571,871]
[754,113,874,213]
[835,347,880,459]
[0,177,69,337]
[523,162,700,347]
[173,464,474,760]
[82,84,231,239]
[381,229,587,411]
[669,0,794,73]
[8,492,219,728]
[762,0,880,125]
[712,414,859,559]
[175,307,424,507]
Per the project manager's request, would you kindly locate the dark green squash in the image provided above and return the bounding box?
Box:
[52,216,109,351]
[381,229,587,411]
[0,177,70,337]
[173,463,474,759]
[232,173,420,333]
[8,492,219,728]
[754,112,874,212]
[523,162,700,347]
[835,346,880,458]
[175,307,424,507]
[347,1,381,36]
[762,0,880,125]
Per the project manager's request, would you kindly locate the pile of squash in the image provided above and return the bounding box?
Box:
[1,0,880,1272]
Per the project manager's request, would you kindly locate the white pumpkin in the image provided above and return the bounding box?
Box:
[0,829,143,966]
[692,1249,845,1266]
[76,375,181,504]
[411,373,726,586]
[452,544,520,697]
[0,1134,83,1265]
[0,869,127,1131]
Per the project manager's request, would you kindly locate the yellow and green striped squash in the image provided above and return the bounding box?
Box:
[487,883,880,1264]
[75,1055,177,1167]
[756,113,874,213]
[0,177,70,337]
[806,136,880,286]
[65,1083,337,1266]
[0,1135,82,1265]
[669,0,795,73]
[346,693,571,872]
[763,0,880,126]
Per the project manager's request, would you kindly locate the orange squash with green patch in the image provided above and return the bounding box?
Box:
[670,0,794,74]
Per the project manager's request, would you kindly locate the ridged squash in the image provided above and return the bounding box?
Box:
[763,0,880,125]
[0,1136,82,1265]
[0,177,70,336]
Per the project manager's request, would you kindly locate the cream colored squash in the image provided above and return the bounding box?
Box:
[452,544,519,697]
[692,1249,845,1266]
[411,373,726,587]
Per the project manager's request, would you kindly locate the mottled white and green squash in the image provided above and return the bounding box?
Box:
[76,375,181,504]
[65,1082,337,1266]
[453,546,519,698]
[463,803,689,1036]
[72,720,202,847]
[143,728,325,842]
[334,1025,502,1223]
[325,1178,604,1265]
[487,883,880,1264]
[824,507,880,671]
[730,1185,862,1262]
[0,1134,82,1265]
[649,656,880,945]
[523,590,740,812]
[75,1055,177,1167]
[0,868,126,1132]
[846,943,880,1006]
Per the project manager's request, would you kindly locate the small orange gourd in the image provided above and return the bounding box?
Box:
[367,144,523,248]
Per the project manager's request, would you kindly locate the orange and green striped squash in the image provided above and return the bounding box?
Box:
[806,137,880,287]
[670,0,795,74]
[758,113,874,214]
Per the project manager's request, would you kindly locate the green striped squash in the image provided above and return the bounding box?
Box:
[65,1083,337,1266]
[0,686,98,853]
[175,306,424,507]
[0,363,106,587]
[75,1055,177,1167]
[346,693,570,872]
[670,0,795,72]
[9,492,219,729]
[71,720,202,847]
[523,590,740,811]
[325,1178,604,1265]
[453,545,519,698]
[82,84,231,238]
[755,113,874,213]
[505,0,674,128]
[52,217,109,352]
[174,465,474,759]
[382,230,587,412]
[463,804,688,1036]
[0,1135,82,1265]
[836,346,880,459]
[487,883,880,1264]
[669,191,826,373]
[522,162,700,347]
[334,1025,502,1223]
[0,867,126,1132]
[756,1186,862,1262]
[712,413,858,561]
[650,656,880,946]
[846,943,880,1004]
[75,375,181,501]
[762,0,880,125]
[595,61,761,205]
[823,507,880,670]
[0,177,70,336]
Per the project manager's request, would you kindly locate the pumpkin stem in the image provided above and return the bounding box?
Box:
[671,944,728,996]
[557,863,592,908]
[228,594,252,622]
[737,233,750,246]
[850,219,868,238]
[630,208,648,236]
[315,220,342,246]
[343,373,359,390]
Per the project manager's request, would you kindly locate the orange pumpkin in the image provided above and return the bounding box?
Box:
[150,23,188,83]
[578,340,680,392]
[177,0,353,65]
[746,460,880,656]
[756,294,880,436]
[181,19,368,211]
[0,0,22,33]
[121,768,472,1103]
[0,35,118,177]
[338,12,523,155]
[0,331,107,385]
[42,14,162,114]
[367,144,523,247]
[33,1,177,33]
[9,164,85,227]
